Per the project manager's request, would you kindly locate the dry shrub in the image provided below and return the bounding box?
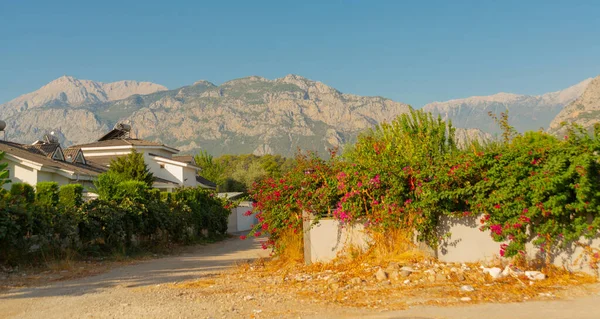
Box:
[271,228,304,267]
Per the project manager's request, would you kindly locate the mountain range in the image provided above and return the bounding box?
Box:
[0,74,598,157]
[423,78,593,134]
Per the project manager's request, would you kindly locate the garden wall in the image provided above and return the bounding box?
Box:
[303,215,370,264]
[304,214,600,275]
[227,201,256,233]
[437,215,600,275]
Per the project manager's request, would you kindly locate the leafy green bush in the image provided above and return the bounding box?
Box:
[10,183,35,203]
[114,180,149,202]
[94,171,125,200]
[36,182,59,206]
[59,184,84,208]
[248,110,600,262]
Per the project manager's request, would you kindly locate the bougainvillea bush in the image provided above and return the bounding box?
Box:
[247,109,600,262]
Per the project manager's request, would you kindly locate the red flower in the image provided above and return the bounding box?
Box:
[490,224,502,235]
[239,235,247,240]
[254,232,261,237]
[244,210,253,216]
[494,204,501,209]
[261,223,269,230]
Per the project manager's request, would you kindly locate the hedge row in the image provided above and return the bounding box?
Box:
[0,182,231,265]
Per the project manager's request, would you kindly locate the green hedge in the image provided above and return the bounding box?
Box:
[59,184,84,208]
[36,182,59,206]
[0,181,231,266]
[10,183,35,203]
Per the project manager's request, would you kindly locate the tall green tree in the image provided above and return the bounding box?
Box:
[108,150,154,186]
[194,150,225,186]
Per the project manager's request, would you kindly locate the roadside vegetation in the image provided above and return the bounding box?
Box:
[0,150,232,267]
[246,108,600,270]
[194,151,295,193]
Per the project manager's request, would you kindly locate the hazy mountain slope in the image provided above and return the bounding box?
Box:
[548,75,600,135]
[422,78,592,134]
[0,76,167,119]
[0,75,410,157]
[124,75,411,156]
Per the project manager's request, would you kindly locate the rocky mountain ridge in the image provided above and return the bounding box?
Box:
[0,74,411,156]
[423,78,593,134]
[1,74,596,157]
[548,75,600,135]
[0,76,167,119]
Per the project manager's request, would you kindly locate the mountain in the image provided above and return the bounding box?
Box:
[0,76,168,146]
[422,78,592,135]
[0,75,410,157]
[0,76,167,119]
[548,75,600,135]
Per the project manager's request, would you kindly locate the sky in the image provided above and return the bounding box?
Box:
[1,0,599,107]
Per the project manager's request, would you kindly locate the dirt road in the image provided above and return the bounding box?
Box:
[1,236,599,319]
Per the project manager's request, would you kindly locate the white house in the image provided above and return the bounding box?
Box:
[69,124,216,192]
[0,123,216,192]
[0,137,100,192]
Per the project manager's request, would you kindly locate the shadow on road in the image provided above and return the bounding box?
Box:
[0,235,268,300]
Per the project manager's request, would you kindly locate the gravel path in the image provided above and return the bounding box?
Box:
[1,236,599,319]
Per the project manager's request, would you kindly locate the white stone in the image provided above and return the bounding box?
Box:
[525,271,546,280]
[460,285,475,292]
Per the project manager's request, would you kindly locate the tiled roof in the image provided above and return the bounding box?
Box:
[0,141,103,177]
[63,147,81,161]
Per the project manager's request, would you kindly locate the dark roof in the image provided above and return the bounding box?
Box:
[25,143,61,158]
[74,138,167,149]
[153,177,179,185]
[172,155,194,164]
[98,128,130,141]
[0,141,103,177]
[85,156,114,168]
[196,175,217,189]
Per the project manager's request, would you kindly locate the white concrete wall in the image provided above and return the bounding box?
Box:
[304,218,370,264]
[437,214,600,275]
[227,209,239,233]
[304,214,600,275]
[236,202,256,232]
[436,215,502,263]
[227,202,257,233]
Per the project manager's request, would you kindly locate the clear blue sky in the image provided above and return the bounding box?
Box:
[1,0,599,107]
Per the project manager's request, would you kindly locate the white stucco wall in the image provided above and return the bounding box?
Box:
[227,202,257,233]
[144,153,185,186]
[304,218,370,264]
[82,146,174,159]
[304,214,600,275]
[37,171,71,185]
[182,167,198,187]
[3,160,38,189]
[437,214,600,275]
[2,157,94,191]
